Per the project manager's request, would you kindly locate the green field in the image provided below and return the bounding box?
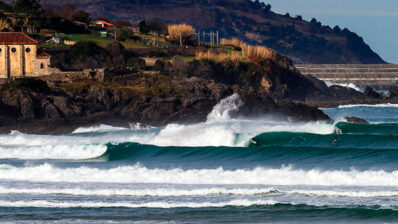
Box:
[58,34,152,49]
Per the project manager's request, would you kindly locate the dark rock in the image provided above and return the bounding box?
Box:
[364,86,382,99]
[277,99,331,122]
[42,101,62,119]
[345,116,368,124]
[0,73,332,134]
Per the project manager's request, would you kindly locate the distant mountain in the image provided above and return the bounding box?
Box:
[35,0,387,64]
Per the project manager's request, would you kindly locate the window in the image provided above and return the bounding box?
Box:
[0,48,2,53]
[40,63,44,69]
[11,48,16,53]
[25,48,31,53]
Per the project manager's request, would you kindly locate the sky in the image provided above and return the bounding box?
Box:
[264,0,398,63]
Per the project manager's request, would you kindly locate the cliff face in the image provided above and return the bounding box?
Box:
[38,0,385,64]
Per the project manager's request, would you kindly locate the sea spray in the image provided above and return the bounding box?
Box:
[325,81,364,92]
[73,124,128,133]
[207,93,243,121]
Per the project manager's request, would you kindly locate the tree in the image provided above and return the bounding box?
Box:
[57,4,76,19]
[310,18,317,24]
[333,25,341,33]
[139,20,148,33]
[68,41,111,69]
[116,28,132,41]
[167,24,195,46]
[71,9,90,23]
[263,4,271,12]
[14,0,42,16]
[146,21,167,36]
[0,18,11,31]
[0,1,12,12]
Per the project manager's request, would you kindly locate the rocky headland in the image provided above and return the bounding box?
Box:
[0,54,332,134]
[0,46,394,135]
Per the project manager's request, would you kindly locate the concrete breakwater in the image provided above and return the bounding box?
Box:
[296,64,398,89]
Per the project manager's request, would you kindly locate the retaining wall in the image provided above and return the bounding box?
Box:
[296,64,398,89]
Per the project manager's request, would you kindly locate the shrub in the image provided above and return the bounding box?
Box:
[167,24,195,46]
[126,57,146,69]
[196,50,242,65]
[68,41,111,69]
[116,28,133,41]
[2,78,51,93]
[153,59,165,71]
[221,38,278,62]
[130,35,142,42]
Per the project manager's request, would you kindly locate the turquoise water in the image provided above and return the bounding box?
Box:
[1,99,398,223]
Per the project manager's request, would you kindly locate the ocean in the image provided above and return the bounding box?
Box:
[1,95,398,223]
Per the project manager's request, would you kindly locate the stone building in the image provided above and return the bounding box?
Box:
[0,32,52,79]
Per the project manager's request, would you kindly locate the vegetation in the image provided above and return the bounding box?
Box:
[126,57,146,69]
[167,24,195,46]
[139,20,167,36]
[0,1,12,12]
[1,78,51,93]
[0,18,11,31]
[196,50,243,65]
[67,41,111,70]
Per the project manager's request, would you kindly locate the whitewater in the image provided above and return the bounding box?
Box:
[2,94,398,223]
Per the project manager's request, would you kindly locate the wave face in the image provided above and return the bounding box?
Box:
[325,81,364,92]
[1,100,398,223]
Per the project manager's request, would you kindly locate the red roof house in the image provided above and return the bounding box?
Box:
[0,32,39,45]
[93,20,114,28]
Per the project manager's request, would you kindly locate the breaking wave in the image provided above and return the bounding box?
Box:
[325,81,363,92]
[1,163,398,186]
[0,199,279,208]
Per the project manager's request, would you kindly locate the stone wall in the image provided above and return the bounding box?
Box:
[24,45,37,75]
[0,45,6,78]
[296,64,398,89]
[8,45,22,77]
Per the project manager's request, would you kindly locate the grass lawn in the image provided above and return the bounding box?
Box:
[58,34,152,49]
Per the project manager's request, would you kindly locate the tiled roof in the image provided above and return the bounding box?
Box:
[74,21,88,25]
[95,20,114,26]
[36,52,52,58]
[0,32,39,44]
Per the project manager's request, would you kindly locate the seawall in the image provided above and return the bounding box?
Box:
[296,64,398,89]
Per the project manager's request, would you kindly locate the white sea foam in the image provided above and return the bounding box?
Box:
[1,186,395,198]
[73,124,128,133]
[325,81,363,92]
[1,163,398,186]
[338,104,398,108]
[286,189,398,198]
[0,144,107,160]
[138,120,335,147]
[0,186,276,197]
[0,199,278,208]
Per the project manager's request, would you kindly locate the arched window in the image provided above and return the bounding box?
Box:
[40,63,44,69]
[25,48,31,53]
